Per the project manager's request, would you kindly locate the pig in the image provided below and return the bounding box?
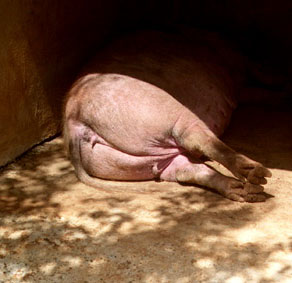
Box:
[63,29,272,202]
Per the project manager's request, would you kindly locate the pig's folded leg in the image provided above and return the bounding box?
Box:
[175,163,266,202]
[174,123,272,184]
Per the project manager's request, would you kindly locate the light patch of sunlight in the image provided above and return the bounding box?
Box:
[108,214,123,223]
[232,228,265,244]
[186,241,199,248]
[0,247,8,257]
[170,277,190,283]
[40,159,72,176]
[225,276,245,283]
[140,210,163,223]
[0,227,9,237]
[89,257,107,267]
[110,208,127,215]
[119,221,133,232]
[105,235,119,244]
[0,262,30,280]
[195,258,214,269]
[63,230,87,241]
[8,230,30,240]
[61,256,82,267]
[204,235,219,244]
[146,274,190,283]
[118,219,177,236]
[192,202,207,212]
[39,262,56,275]
[265,261,288,278]
[0,226,31,239]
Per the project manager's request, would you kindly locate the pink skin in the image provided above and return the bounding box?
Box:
[63,30,272,202]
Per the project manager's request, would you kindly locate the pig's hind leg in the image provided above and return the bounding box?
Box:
[160,155,265,202]
[173,119,272,190]
[65,121,159,193]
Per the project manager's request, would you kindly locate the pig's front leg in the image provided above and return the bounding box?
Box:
[173,116,272,187]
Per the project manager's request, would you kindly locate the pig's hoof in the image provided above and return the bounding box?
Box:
[233,155,272,185]
[222,180,266,203]
[242,183,266,202]
[243,193,267,202]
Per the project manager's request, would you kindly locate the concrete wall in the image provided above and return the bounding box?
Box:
[0,0,291,166]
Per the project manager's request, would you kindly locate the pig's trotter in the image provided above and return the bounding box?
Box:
[175,163,266,202]
[231,155,272,184]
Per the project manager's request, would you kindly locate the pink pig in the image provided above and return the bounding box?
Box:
[63,29,272,202]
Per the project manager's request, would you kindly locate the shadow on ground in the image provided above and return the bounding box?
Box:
[0,105,291,282]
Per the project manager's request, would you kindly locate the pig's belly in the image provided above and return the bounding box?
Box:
[81,137,187,181]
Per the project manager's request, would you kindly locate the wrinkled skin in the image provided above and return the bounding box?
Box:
[64,29,272,202]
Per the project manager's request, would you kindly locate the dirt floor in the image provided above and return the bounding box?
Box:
[0,103,292,283]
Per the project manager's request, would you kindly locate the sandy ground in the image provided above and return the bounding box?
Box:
[0,103,292,283]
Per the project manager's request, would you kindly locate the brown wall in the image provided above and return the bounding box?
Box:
[0,1,120,166]
[0,0,291,166]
